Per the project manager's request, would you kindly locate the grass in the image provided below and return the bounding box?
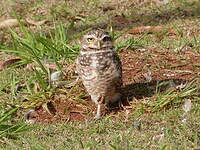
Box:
[0,0,200,149]
[1,104,200,149]
[0,106,31,142]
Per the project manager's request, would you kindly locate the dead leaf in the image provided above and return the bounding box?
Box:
[25,18,47,26]
[168,29,176,35]
[113,15,130,24]
[43,63,57,70]
[26,62,57,71]
[67,15,85,21]
[100,6,115,12]
[0,19,19,29]
[128,26,163,34]
[0,58,21,70]
[129,26,177,35]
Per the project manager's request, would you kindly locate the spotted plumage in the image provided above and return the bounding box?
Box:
[76,29,122,119]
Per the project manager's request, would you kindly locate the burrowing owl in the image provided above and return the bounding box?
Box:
[76,29,122,119]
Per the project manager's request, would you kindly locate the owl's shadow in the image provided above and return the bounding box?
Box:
[109,78,187,110]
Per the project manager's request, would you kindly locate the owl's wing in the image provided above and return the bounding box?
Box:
[113,53,123,88]
[75,58,81,75]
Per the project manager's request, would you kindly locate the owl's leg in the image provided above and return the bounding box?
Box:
[91,95,105,119]
[94,103,101,119]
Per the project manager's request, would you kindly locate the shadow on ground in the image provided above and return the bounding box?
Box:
[109,78,187,110]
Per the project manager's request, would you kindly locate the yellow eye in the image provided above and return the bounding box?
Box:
[87,38,94,42]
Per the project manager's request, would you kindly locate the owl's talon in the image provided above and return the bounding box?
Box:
[94,103,102,119]
[94,114,101,120]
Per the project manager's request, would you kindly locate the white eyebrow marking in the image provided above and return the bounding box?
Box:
[80,50,113,55]
[85,35,96,39]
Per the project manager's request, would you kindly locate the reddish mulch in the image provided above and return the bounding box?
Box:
[35,99,94,123]
[121,48,200,84]
[34,48,200,123]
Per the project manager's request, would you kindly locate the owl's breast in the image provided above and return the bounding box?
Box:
[76,51,121,81]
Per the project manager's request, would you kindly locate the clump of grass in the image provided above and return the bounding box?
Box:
[0,104,31,141]
[116,38,140,51]
[115,35,145,52]
[4,22,79,70]
[141,79,200,112]
[0,21,81,108]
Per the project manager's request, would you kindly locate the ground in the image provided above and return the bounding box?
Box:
[0,0,200,149]
[35,47,200,123]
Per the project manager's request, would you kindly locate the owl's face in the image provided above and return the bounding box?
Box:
[81,30,113,51]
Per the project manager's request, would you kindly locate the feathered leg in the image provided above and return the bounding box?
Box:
[92,95,105,119]
[94,103,101,119]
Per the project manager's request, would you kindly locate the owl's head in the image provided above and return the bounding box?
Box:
[81,29,113,51]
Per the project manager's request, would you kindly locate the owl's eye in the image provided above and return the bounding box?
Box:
[102,36,112,42]
[87,38,94,42]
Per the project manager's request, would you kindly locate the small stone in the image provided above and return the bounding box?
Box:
[153,133,164,141]
[132,121,142,130]
[24,110,38,124]
[182,99,192,113]
[50,71,62,82]
[181,118,187,123]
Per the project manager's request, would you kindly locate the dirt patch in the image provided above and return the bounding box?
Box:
[32,48,200,123]
[35,98,94,123]
[121,48,200,84]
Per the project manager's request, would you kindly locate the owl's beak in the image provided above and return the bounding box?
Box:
[95,41,101,49]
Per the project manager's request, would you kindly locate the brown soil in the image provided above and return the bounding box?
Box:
[35,98,94,122]
[33,47,200,123]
